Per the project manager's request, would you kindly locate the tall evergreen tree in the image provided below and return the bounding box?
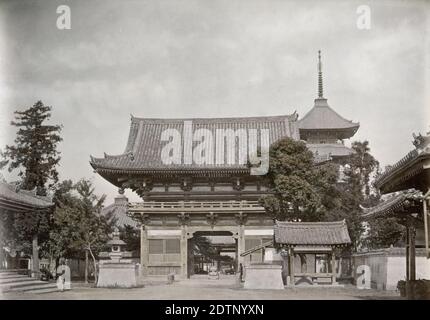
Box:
[325,140,380,250]
[2,101,62,256]
[4,100,62,194]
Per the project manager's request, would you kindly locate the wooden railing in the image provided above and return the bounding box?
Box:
[128,200,264,213]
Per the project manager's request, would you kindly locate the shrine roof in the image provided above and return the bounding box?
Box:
[90,114,299,173]
[361,189,423,219]
[375,133,430,193]
[274,220,351,246]
[298,98,359,138]
[101,195,138,229]
[0,180,53,213]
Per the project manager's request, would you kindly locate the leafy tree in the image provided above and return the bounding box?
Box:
[260,138,384,251]
[43,180,79,261]
[119,225,140,252]
[364,217,405,249]
[260,137,339,222]
[192,235,216,259]
[48,179,115,283]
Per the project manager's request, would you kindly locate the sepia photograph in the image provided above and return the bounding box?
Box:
[0,0,429,308]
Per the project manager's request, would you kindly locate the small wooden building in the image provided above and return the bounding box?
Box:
[274,220,351,286]
[0,179,53,276]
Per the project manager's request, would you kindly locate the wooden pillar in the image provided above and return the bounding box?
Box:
[331,250,337,285]
[405,226,410,281]
[237,225,245,270]
[140,225,148,277]
[424,197,429,259]
[180,225,188,279]
[0,245,4,269]
[409,226,416,281]
[31,234,39,278]
[289,249,295,287]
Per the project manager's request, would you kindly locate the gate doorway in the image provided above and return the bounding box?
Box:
[188,231,237,278]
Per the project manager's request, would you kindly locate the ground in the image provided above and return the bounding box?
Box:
[1,275,402,300]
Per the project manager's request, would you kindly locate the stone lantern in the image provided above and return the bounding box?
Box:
[107,227,126,263]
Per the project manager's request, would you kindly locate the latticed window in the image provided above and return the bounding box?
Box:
[165,239,180,254]
[149,239,163,254]
[149,239,180,254]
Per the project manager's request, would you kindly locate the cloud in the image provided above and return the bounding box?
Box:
[1,0,428,203]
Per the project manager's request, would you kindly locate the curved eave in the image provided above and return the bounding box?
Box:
[362,190,423,219]
[375,151,430,194]
[0,197,53,213]
[299,125,359,140]
[90,160,254,187]
[91,163,252,175]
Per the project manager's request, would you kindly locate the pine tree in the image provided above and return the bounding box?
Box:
[2,101,62,257]
[4,100,62,194]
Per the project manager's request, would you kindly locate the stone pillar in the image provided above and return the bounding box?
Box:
[31,234,39,278]
[140,225,148,277]
[180,225,188,279]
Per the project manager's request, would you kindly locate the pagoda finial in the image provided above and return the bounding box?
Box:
[318,50,324,98]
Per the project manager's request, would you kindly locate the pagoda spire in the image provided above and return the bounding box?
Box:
[317,50,324,98]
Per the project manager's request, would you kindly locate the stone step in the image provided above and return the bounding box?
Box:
[0,274,28,279]
[25,287,60,294]
[5,282,58,293]
[0,279,45,290]
[0,272,18,276]
[0,276,34,284]
[0,269,28,273]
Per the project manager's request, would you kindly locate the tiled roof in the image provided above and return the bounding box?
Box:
[101,196,138,229]
[307,143,354,158]
[0,181,53,212]
[375,133,430,193]
[90,114,299,172]
[361,189,422,219]
[274,220,351,245]
[298,98,359,138]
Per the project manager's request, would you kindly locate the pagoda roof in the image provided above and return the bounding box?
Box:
[361,189,423,220]
[274,220,351,246]
[0,180,53,213]
[298,98,359,139]
[90,114,299,174]
[375,133,430,194]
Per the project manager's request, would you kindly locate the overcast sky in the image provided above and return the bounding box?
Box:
[0,0,429,204]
